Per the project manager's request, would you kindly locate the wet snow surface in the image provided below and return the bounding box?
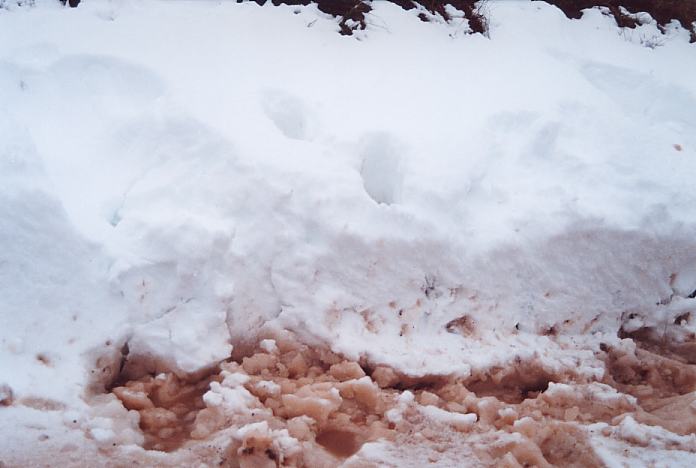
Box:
[1,0,696,466]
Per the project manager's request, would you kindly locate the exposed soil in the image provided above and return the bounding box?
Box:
[542,0,696,42]
[265,0,374,35]
[388,1,488,34]
[59,0,696,40]
[103,328,696,466]
[59,0,487,36]
[261,0,488,35]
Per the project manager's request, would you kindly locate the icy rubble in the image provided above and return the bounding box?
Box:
[94,332,696,466]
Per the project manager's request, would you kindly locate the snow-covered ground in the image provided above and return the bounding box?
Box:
[1,0,696,466]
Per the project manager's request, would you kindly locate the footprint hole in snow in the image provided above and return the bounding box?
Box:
[359,134,403,205]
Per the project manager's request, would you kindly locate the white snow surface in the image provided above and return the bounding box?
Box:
[1,0,696,463]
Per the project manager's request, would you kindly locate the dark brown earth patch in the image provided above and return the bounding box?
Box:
[59,0,696,41]
[391,1,488,34]
[541,0,696,42]
[61,0,696,41]
[60,0,488,36]
[267,0,373,35]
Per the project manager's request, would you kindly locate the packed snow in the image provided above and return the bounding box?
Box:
[1,0,696,466]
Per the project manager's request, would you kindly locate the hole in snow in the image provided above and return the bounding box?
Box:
[359,133,403,205]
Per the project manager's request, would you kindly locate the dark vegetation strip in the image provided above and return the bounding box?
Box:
[540,0,696,42]
[57,0,486,35]
[241,1,487,36]
[59,0,696,41]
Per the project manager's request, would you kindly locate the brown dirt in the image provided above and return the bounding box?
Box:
[104,329,696,466]
[389,1,488,34]
[267,0,488,35]
[61,0,696,40]
[266,1,373,35]
[60,0,488,36]
[542,0,696,42]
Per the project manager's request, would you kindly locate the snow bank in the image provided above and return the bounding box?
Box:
[1,0,696,465]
